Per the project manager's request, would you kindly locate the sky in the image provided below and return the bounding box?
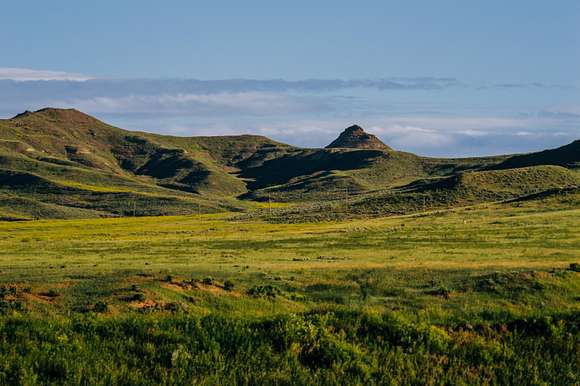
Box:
[0,0,579,156]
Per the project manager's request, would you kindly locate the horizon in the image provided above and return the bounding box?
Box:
[3,106,577,159]
[1,1,578,157]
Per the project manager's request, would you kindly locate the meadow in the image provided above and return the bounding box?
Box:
[0,198,578,384]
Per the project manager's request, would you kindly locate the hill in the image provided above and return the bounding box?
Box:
[241,165,580,222]
[493,139,580,170]
[0,108,578,220]
[0,109,252,218]
[326,125,391,151]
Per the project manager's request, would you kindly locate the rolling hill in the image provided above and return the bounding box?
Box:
[0,108,578,220]
[493,139,580,170]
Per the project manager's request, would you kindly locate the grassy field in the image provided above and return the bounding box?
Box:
[0,199,579,384]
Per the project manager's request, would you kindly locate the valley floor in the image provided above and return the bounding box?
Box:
[0,200,578,384]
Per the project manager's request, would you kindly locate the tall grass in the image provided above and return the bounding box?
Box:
[0,309,577,385]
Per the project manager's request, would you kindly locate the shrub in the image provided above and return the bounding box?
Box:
[164,302,182,312]
[223,280,234,291]
[72,305,91,314]
[93,301,108,313]
[0,299,24,313]
[202,277,214,285]
[130,293,146,302]
[0,286,17,298]
[247,285,281,298]
[43,289,59,298]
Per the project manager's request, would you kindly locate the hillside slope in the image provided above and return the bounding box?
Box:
[493,139,580,170]
[242,165,580,222]
[0,109,250,218]
[0,108,578,220]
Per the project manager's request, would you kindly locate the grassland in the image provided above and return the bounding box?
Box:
[1,108,579,384]
[0,196,578,384]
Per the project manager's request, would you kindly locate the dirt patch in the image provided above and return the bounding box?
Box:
[130,299,158,310]
[161,282,240,297]
[162,282,194,292]
[199,284,226,295]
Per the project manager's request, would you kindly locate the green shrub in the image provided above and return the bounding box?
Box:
[164,302,182,312]
[0,299,24,313]
[43,289,59,298]
[247,285,281,298]
[0,286,17,298]
[223,280,234,291]
[93,301,108,313]
[130,293,146,302]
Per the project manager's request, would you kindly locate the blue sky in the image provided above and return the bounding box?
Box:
[1,1,579,156]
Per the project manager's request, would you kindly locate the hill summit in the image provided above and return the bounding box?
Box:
[326,125,391,151]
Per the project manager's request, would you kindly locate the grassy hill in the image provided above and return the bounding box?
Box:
[0,108,578,220]
[0,109,256,218]
[0,108,254,195]
[243,165,580,222]
[493,139,580,169]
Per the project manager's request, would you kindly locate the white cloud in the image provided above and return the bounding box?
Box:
[381,116,532,130]
[369,125,454,148]
[0,67,92,81]
[47,92,329,116]
[456,129,490,137]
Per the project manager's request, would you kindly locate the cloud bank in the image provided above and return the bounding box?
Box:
[0,68,578,157]
[0,67,93,81]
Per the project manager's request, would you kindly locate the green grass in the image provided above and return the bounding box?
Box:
[1,200,578,314]
[1,309,577,385]
[244,166,580,222]
[1,108,579,384]
[0,198,578,383]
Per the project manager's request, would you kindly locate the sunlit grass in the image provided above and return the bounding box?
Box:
[0,197,579,384]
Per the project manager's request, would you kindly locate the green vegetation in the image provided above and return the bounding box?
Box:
[241,166,580,222]
[0,310,577,385]
[0,108,579,383]
[2,108,578,221]
[494,138,580,169]
[0,195,578,384]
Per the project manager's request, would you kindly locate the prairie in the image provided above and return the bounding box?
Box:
[0,197,578,384]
